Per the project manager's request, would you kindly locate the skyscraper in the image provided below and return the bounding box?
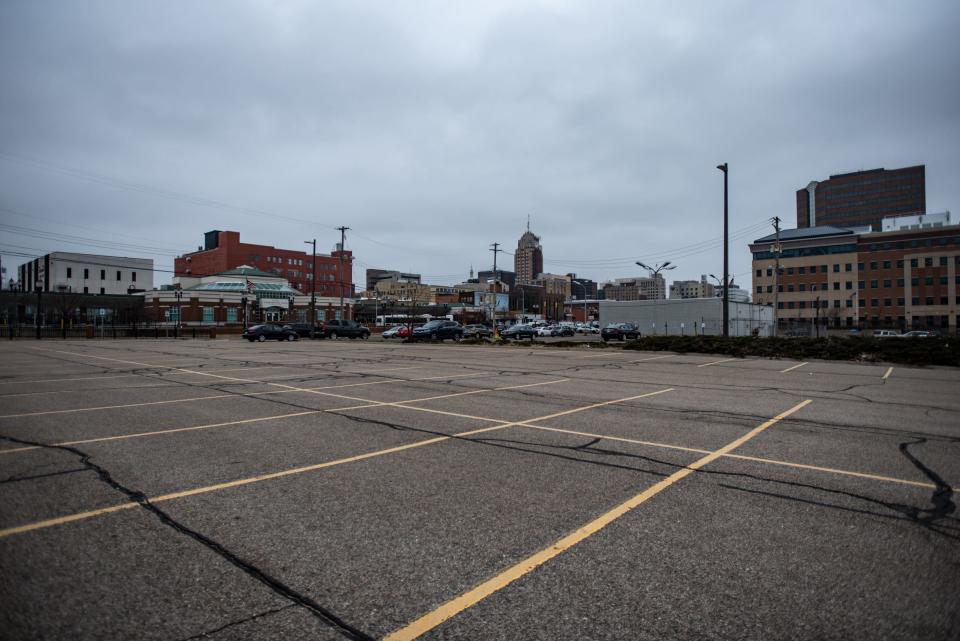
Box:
[514,223,543,285]
[796,165,925,231]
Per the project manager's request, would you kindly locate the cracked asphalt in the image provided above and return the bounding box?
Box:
[0,338,958,641]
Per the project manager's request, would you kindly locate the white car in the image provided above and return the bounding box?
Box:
[537,325,559,337]
[382,325,404,339]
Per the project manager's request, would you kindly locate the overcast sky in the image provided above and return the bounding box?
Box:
[2,0,958,291]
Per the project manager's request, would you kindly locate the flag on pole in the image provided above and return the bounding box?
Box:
[245,279,254,294]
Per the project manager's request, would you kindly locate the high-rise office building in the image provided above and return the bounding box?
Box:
[796,165,925,231]
[514,226,543,285]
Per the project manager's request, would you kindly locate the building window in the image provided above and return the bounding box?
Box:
[766,268,772,276]
[883,279,891,288]
[871,299,879,307]
[925,277,933,286]
[799,284,806,292]
[787,302,795,309]
[941,297,949,305]
[940,276,948,285]
[910,259,918,268]
[869,261,877,270]
[820,265,827,274]
[897,298,904,306]
[883,261,891,269]
[833,300,840,308]
[845,263,852,272]
[132,272,137,282]
[897,278,905,287]
[99,287,105,295]
[912,297,919,306]
[756,286,762,294]
[833,282,840,290]
[911,277,919,286]
[83,286,88,294]
[787,267,794,275]
[227,308,237,323]
[798,301,806,309]
[798,266,805,274]
[202,307,214,322]
[756,269,762,277]
[858,299,865,308]
[100,269,105,279]
[857,262,864,271]
[858,281,865,289]
[925,297,933,305]
[846,299,853,308]
[787,284,794,292]
[940,257,948,266]
[884,298,892,306]
[924,257,933,267]
[845,281,852,290]
[116,270,121,281]
[766,286,772,293]
[870,280,878,288]
[84,268,89,279]
[833,264,840,273]
[897,260,904,268]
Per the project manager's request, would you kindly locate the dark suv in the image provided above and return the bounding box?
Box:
[601,323,640,342]
[410,320,463,342]
[317,319,370,339]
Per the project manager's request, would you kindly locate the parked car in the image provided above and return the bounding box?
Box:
[901,330,937,338]
[243,323,299,342]
[874,329,901,338]
[410,320,463,342]
[463,324,493,339]
[317,319,370,339]
[537,325,559,337]
[502,324,538,340]
[382,325,405,339]
[556,325,575,337]
[601,323,640,342]
[282,323,318,339]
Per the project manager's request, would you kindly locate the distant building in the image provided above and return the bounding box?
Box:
[881,211,951,232]
[714,283,750,303]
[601,274,666,301]
[797,165,925,231]
[600,298,773,337]
[514,227,544,285]
[18,252,153,295]
[174,230,352,298]
[670,275,714,299]
[478,269,516,288]
[537,273,572,298]
[365,269,421,291]
[750,217,960,333]
[567,274,597,299]
[373,280,434,304]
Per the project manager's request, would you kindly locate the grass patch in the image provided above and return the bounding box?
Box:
[622,335,959,367]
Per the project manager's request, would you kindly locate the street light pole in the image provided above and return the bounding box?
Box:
[572,279,588,324]
[717,162,729,337]
[305,239,316,326]
[174,289,183,339]
[635,261,676,300]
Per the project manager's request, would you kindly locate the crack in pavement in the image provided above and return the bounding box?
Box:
[176,604,297,641]
[0,433,376,641]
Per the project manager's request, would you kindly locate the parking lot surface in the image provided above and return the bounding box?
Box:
[1,338,958,640]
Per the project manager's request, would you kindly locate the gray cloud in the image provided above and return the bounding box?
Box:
[1,0,958,286]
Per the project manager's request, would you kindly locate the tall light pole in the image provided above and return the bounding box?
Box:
[636,261,675,300]
[174,289,183,338]
[304,239,316,326]
[336,226,350,320]
[717,162,729,337]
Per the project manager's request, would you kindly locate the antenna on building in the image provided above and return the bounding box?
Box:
[469,264,474,279]
[527,214,530,232]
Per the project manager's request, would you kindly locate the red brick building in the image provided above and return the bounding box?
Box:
[174,230,353,298]
[751,222,959,333]
[797,165,925,231]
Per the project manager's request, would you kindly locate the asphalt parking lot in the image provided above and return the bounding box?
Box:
[1,338,958,641]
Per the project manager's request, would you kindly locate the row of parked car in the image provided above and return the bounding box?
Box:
[242,319,371,342]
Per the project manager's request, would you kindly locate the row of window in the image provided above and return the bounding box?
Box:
[66,268,138,282]
[776,296,957,309]
[758,275,958,294]
[756,255,958,279]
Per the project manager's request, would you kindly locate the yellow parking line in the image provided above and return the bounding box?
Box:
[780,362,808,373]
[0,388,673,539]
[0,374,140,386]
[520,424,935,489]
[0,377,557,455]
[382,400,811,641]
[883,367,894,380]
[697,358,738,368]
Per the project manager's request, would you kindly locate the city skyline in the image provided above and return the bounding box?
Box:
[2,1,958,289]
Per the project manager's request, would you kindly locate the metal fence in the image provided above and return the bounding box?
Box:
[0,324,222,340]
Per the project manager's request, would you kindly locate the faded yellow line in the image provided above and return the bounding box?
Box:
[780,362,808,373]
[0,387,672,539]
[383,399,811,641]
[520,424,935,489]
[0,374,140,386]
[697,358,739,368]
[0,375,549,455]
[883,367,894,380]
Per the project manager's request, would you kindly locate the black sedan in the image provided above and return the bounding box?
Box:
[410,320,464,342]
[243,323,299,342]
[502,324,538,340]
[282,323,318,338]
[601,323,640,342]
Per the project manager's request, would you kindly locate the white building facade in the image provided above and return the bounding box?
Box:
[17,252,153,295]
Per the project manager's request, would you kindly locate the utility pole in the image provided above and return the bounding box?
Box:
[337,226,350,320]
[490,242,502,331]
[717,163,729,337]
[305,239,316,325]
[772,216,781,337]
